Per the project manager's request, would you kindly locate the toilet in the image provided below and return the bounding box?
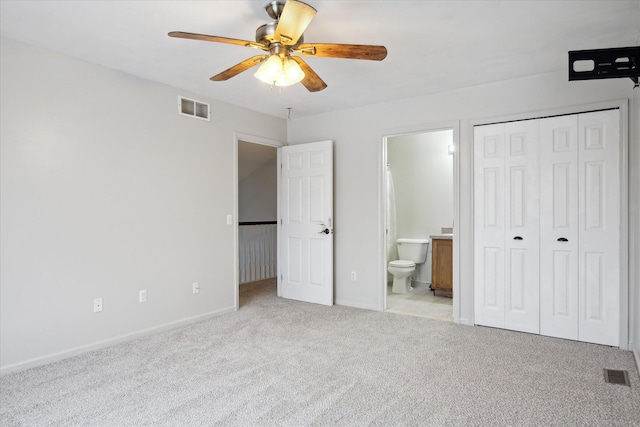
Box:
[388,238,429,294]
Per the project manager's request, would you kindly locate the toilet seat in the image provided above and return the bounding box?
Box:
[389,260,415,268]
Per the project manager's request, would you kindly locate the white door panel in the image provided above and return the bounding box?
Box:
[474,122,539,333]
[577,110,620,346]
[281,141,333,306]
[540,115,579,340]
[474,124,505,328]
[504,121,539,333]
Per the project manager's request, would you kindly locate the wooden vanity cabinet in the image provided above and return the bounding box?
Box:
[431,238,453,297]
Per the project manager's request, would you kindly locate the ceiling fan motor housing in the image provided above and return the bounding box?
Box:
[264,1,286,20]
[256,22,304,48]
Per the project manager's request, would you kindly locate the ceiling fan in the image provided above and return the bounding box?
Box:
[168,0,387,92]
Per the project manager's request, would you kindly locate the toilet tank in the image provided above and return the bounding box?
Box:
[397,238,429,263]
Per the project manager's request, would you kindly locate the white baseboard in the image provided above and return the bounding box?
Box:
[335,299,379,311]
[0,306,235,376]
[634,346,640,376]
[458,317,474,326]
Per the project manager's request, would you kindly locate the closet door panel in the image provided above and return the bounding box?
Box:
[474,124,505,328]
[540,115,579,340]
[504,121,540,333]
[578,110,620,346]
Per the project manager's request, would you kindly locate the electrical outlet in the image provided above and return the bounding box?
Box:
[93,297,103,313]
[350,271,357,281]
[192,282,200,294]
[139,290,147,303]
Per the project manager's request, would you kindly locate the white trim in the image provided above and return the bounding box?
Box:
[619,100,630,350]
[335,299,379,311]
[277,148,282,298]
[379,121,461,322]
[233,133,285,310]
[469,99,627,127]
[0,306,235,376]
[469,99,630,350]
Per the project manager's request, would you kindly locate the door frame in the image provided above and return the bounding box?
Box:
[233,132,285,311]
[469,99,630,349]
[380,121,461,322]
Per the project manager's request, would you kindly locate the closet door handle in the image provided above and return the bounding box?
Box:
[557,237,568,242]
[513,236,523,240]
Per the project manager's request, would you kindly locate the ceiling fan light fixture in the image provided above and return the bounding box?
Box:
[254,55,283,85]
[282,57,305,84]
[254,55,305,87]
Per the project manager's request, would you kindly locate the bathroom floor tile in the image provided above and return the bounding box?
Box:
[386,282,453,321]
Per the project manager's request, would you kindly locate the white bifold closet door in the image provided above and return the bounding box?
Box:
[540,110,620,346]
[474,109,620,346]
[473,120,540,334]
[539,114,580,340]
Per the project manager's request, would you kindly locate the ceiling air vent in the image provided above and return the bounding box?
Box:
[178,96,210,121]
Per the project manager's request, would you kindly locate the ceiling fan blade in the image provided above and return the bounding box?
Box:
[275,0,317,45]
[210,55,268,81]
[169,31,266,50]
[296,43,387,61]
[291,56,327,92]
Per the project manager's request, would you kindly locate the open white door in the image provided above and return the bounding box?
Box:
[280,140,333,306]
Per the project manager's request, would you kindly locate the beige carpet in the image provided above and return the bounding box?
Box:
[1,279,638,426]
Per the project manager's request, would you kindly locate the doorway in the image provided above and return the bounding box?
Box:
[382,125,459,321]
[234,134,284,310]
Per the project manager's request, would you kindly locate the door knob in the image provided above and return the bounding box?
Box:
[513,236,523,240]
[318,228,331,234]
[557,237,568,242]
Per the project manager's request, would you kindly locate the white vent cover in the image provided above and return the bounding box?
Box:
[178,96,210,121]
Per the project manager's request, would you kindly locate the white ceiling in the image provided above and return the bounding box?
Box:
[1,1,639,119]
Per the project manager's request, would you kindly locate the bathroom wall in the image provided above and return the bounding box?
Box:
[387,129,454,283]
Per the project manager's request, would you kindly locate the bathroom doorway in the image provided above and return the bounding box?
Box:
[383,126,457,321]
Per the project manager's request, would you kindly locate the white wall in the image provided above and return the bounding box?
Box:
[238,157,277,223]
[287,69,637,337]
[387,130,453,283]
[0,38,286,372]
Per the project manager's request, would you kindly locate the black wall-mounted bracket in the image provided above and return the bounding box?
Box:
[569,46,640,88]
